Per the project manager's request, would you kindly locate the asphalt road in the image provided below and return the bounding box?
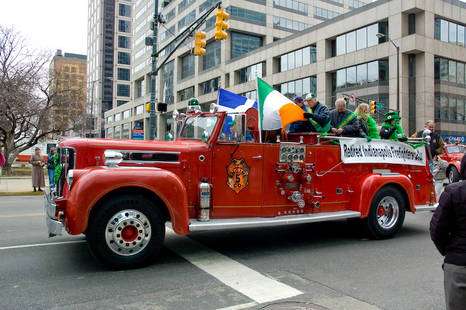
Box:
[0,196,445,310]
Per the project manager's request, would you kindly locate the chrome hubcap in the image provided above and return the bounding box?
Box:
[376,196,399,230]
[105,209,151,256]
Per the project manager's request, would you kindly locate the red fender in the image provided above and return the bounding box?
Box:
[352,174,415,218]
[63,167,189,235]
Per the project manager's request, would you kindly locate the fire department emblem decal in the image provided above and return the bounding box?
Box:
[226,158,250,194]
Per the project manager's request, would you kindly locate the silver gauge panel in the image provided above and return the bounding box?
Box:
[279,144,306,162]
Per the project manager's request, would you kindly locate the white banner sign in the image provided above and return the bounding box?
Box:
[340,139,426,166]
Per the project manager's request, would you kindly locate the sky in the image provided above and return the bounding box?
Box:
[0,0,88,55]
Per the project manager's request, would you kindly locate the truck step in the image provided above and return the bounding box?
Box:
[186,211,361,232]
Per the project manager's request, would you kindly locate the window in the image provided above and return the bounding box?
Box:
[314,7,340,20]
[118,20,131,33]
[231,32,262,59]
[227,6,266,25]
[379,60,389,81]
[106,127,113,138]
[107,116,113,124]
[346,31,356,53]
[408,13,416,34]
[119,4,131,17]
[273,0,308,14]
[178,10,195,30]
[135,79,143,98]
[440,58,449,81]
[356,63,367,84]
[118,36,130,48]
[333,60,387,90]
[449,21,457,44]
[118,68,130,81]
[449,60,457,83]
[117,84,130,97]
[349,0,367,9]
[203,40,221,70]
[122,123,130,139]
[356,27,367,50]
[457,99,464,121]
[165,8,175,22]
[178,0,195,14]
[459,25,465,47]
[114,125,121,139]
[118,52,130,65]
[241,90,257,101]
[273,16,308,32]
[441,19,449,42]
[457,62,465,85]
[123,110,130,120]
[136,105,144,115]
[178,86,194,101]
[346,66,356,87]
[336,69,346,89]
[367,24,378,47]
[238,63,263,84]
[199,0,217,14]
[117,100,128,107]
[367,61,378,83]
[162,61,174,105]
[200,77,219,95]
[336,35,346,56]
[279,76,316,100]
[279,46,316,72]
[115,113,121,122]
[181,54,195,79]
[449,97,457,120]
[160,25,175,42]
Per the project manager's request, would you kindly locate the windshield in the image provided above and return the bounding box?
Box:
[447,145,463,154]
[179,115,218,140]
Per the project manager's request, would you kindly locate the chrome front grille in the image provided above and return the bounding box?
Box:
[56,147,75,197]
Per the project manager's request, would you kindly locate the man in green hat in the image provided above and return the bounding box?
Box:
[379,111,407,141]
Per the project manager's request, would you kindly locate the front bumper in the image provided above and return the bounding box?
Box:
[44,189,63,237]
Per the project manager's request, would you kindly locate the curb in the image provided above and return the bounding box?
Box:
[0,191,44,196]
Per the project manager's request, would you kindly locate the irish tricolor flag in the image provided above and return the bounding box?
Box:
[257,78,306,130]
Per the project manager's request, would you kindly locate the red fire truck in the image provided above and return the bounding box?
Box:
[45,108,437,268]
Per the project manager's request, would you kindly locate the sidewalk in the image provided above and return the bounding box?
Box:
[0,177,50,194]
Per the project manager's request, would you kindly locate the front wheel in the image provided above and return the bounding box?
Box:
[87,195,165,269]
[448,167,460,184]
[364,186,405,239]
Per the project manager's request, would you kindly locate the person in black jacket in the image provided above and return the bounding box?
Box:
[411,120,445,158]
[302,93,330,133]
[430,154,466,310]
[329,98,359,137]
[289,96,313,133]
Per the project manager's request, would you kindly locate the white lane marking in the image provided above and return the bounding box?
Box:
[0,240,86,251]
[216,302,258,310]
[165,230,303,304]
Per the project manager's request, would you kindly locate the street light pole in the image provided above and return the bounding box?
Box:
[149,0,159,140]
[376,33,400,113]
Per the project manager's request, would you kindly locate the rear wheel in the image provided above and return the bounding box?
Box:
[364,186,405,239]
[87,195,165,269]
[448,167,460,184]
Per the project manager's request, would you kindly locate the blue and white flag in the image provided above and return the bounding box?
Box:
[217,88,258,113]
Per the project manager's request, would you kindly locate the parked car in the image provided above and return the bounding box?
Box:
[439,144,465,183]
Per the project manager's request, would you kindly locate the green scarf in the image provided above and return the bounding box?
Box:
[306,108,331,133]
[357,113,380,139]
[381,122,405,141]
[337,112,356,129]
[54,152,62,184]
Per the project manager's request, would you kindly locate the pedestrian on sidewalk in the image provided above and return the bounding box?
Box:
[46,147,56,188]
[430,154,466,310]
[0,145,5,179]
[29,147,45,192]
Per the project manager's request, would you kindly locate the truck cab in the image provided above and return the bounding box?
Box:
[45,107,437,268]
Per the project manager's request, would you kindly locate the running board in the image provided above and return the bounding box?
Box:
[187,211,361,232]
[415,203,438,212]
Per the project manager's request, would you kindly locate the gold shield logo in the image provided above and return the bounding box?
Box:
[226,158,250,194]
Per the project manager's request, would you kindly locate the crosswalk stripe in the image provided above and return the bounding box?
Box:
[165,229,303,304]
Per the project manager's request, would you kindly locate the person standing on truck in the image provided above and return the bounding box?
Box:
[302,93,330,133]
[329,98,359,137]
[379,111,407,141]
[430,155,466,310]
[411,120,445,158]
[29,147,45,192]
[289,96,313,133]
[354,103,380,140]
[46,148,56,188]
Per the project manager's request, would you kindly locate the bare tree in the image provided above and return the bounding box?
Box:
[0,26,86,173]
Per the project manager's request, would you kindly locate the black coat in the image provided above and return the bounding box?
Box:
[329,109,360,137]
[430,155,466,266]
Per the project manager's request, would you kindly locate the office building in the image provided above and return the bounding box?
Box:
[87,0,133,137]
[49,50,87,137]
[104,0,466,141]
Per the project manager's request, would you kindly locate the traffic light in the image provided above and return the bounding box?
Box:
[214,8,229,40]
[194,31,206,55]
[146,102,151,112]
[370,100,376,114]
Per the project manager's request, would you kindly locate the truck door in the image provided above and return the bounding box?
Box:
[211,117,263,218]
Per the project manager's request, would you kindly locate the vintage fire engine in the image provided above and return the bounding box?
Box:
[45,106,437,268]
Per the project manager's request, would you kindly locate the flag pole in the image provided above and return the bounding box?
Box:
[256,78,263,143]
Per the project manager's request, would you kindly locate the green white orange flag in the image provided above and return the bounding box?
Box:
[256,78,306,130]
